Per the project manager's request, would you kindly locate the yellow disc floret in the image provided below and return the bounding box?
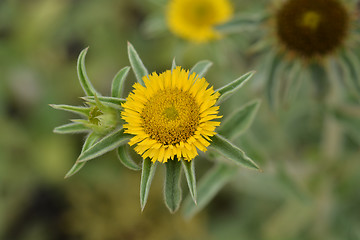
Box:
[166,0,233,43]
[121,67,221,163]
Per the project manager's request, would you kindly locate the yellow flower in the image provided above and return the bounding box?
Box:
[166,0,233,43]
[121,67,221,163]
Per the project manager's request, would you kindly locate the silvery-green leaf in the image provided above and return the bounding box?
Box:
[210,134,260,171]
[308,63,329,100]
[216,71,255,105]
[140,158,158,211]
[116,144,141,171]
[82,96,125,109]
[190,60,213,78]
[171,58,177,71]
[65,132,100,178]
[182,159,197,204]
[127,42,148,86]
[53,122,90,134]
[164,158,182,213]
[215,12,268,33]
[218,99,261,140]
[340,50,360,96]
[265,53,282,109]
[49,104,90,117]
[77,127,131,162]
[111,66,130,98]
[77,48,99,96]
[183,163,237,219]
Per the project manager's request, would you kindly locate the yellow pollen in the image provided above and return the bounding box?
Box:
[300,11,321,30]
[140,88,200,145]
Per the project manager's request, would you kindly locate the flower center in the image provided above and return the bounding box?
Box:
[275,0,349,58]
[300,11,321,30]
[188,3,215,26]
[141,88,200,145]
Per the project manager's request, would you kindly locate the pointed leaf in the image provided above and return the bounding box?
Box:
[111,66,130,98]
[116,144,141,171]
[183,163,237,219]
[77,127,131,162]
[82,96,126,109]
[164,158,182,213]
[77,48,98,96]
[65,132,100,178]
[340,50,360,96]
[217,99,261,140]
[53,122,90,134]
[265,53,282,109]
[171,58,177,71]
[182,159,197,204]
[210,134,261,171]
[50,104,90,117]
[140,158,158,211]
[216,71,255,105]
[127,42,148,86]
[190,60,213,78]
[215,12,268,33]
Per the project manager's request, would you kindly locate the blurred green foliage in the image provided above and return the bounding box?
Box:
[1,0,360,239]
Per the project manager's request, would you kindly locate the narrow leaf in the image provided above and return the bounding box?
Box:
[77,48,98,96]
[111,66,130,98]
[77,127,131,162]
[210,134,261,171]
[183,163,237,219]
[82,96,126,109]
[215,12,268,33]
[217,99,261,140]
[116,144,141,171]
[189,60,213,79]
[216,71,255,105]
[65,132,100,178]
[265,53,282,109]
[340,50,360,96]
[127,42,148,86]
[54,122,90,134]
[140,158,157,211]
[164,158,182,213]
[171,58,177,72]
[182,159,197,204]
[50,104,90,117]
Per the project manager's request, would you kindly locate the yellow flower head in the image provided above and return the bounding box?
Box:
[166,0,233,43]
[121,67,221,163]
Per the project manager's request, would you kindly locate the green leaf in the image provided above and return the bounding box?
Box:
[111,66,130,98]
[183,163,237,219]
[215,12,268,33]
[65,132,100,178]
[216,71,255,105]
[164,158,182,213]
[77,47,98,96]
[82,96,126,109]
[217,99,261,140]
[77,127,131,162]
[116,144,141,171]
[340,50,360,96]
[53,122,90,134]
[308,63,329,100]
[182,159,197,204]
[265,53,282,109]
[210,134,261,171]
[140,158,158,211]
[49,104,90,117]
[171,58,177,71]
[189,60,213,79]
[127,42,148,86]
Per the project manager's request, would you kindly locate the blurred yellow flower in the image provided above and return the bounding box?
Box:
[122,67,221,163]
[166,0,233,43]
